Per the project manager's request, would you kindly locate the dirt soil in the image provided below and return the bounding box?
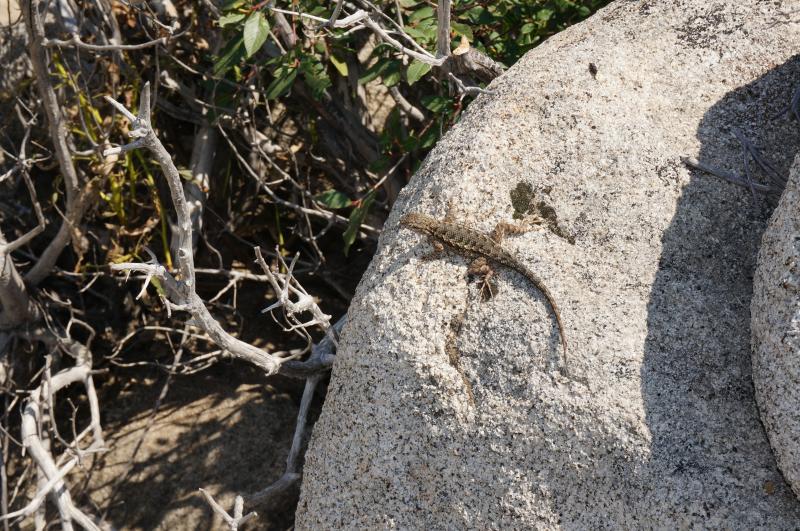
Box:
[68,368,312,530]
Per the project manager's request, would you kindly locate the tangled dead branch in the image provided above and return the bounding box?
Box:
[22,0,94,286]
[3,329,104,531]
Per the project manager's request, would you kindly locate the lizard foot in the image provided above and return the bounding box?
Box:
[421,240,445,261]
[468,257,498,300]
[491,219,542,243]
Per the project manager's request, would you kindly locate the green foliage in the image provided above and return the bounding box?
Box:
[209,0,609,255]
[219,12,245,27]
[453,0,609,65]
[243,11,270,57]
[299,55,332,98]
[265,66,297,99]
[406,61,431,86]
[315,190,352,209]
[343,191,375,256]
[329,54,349,76]
[420,95,449,113]
[213,35,244,77]
[358,57,402,85]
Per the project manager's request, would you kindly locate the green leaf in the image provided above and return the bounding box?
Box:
[213,36,244,77]
[300,56,331,99]
[419,125,439,149]
[450,21,473,41]
[400,133,418,152]
[403,26,434,42]
[207,81,236,121]
[315,189,351,209]
[382,61,402,87]
[222,0,245,10]
[343,191,375,256]
[218,12,245,27]
[265,66,297,99]
[464,6,493,24]
[417,17,437,30]
[536,8,554,22]
[151,276,166,297]
[408,5,435,23]
[406,60,431,85]
[397,0,418,7]
[243,11,269,58]
[421,95,449,112]
[330,54,348,77]
[358,58,391,84]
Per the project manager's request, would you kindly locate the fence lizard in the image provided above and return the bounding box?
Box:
[400,212,568,368]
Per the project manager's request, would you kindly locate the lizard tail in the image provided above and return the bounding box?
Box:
[521,264,568,369]
[554,303,568,370]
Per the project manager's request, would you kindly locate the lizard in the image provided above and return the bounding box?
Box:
[399,212,568,369]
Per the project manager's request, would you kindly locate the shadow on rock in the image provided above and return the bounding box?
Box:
[641,55,800,522]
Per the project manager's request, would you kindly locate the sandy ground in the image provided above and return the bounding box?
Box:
[64,371,307,530]
[0,0,20,26]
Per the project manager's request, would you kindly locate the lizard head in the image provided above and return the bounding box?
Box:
[399,212,434,234]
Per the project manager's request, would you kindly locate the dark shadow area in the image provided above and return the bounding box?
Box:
[641,55,800,521]
[77,367,324,530]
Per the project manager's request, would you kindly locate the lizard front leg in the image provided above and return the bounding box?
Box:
[491,218,543,243]
[421,239,446,261]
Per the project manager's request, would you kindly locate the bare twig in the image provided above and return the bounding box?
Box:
[17,330,105,531]
[682,156,774,193]
[217,126,380,236]
[22,0,92,286]
[731,127,787,190]
[681,124,786,198]
[105,83,320,375]
[2,171,46,254]
[101,325,190,520]
[278,315,343,379]
[269,6,369,29]
[388,86,425,122]
[43,34,168,51]
[447,72,495,98]
[0,112,45,329]
[0,459,77,524]
[199,490,257,531]
[255,247,332,339]
[435,0,451,59]
[246,374,321,507]
[362,15,443,65]
[321,0,345,28]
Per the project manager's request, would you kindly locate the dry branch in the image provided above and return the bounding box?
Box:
[43,34,168,51]
[14,330,105,531]
[22,0,92,286]
[199,490,257,531]
[105,83,336,376]
[0,109,46,329]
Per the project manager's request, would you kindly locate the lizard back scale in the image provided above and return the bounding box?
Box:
[399,212,568,361]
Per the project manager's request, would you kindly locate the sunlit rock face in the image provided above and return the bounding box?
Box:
[297,1,800,527]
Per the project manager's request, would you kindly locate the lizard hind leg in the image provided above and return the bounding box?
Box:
[468,256,498,300]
